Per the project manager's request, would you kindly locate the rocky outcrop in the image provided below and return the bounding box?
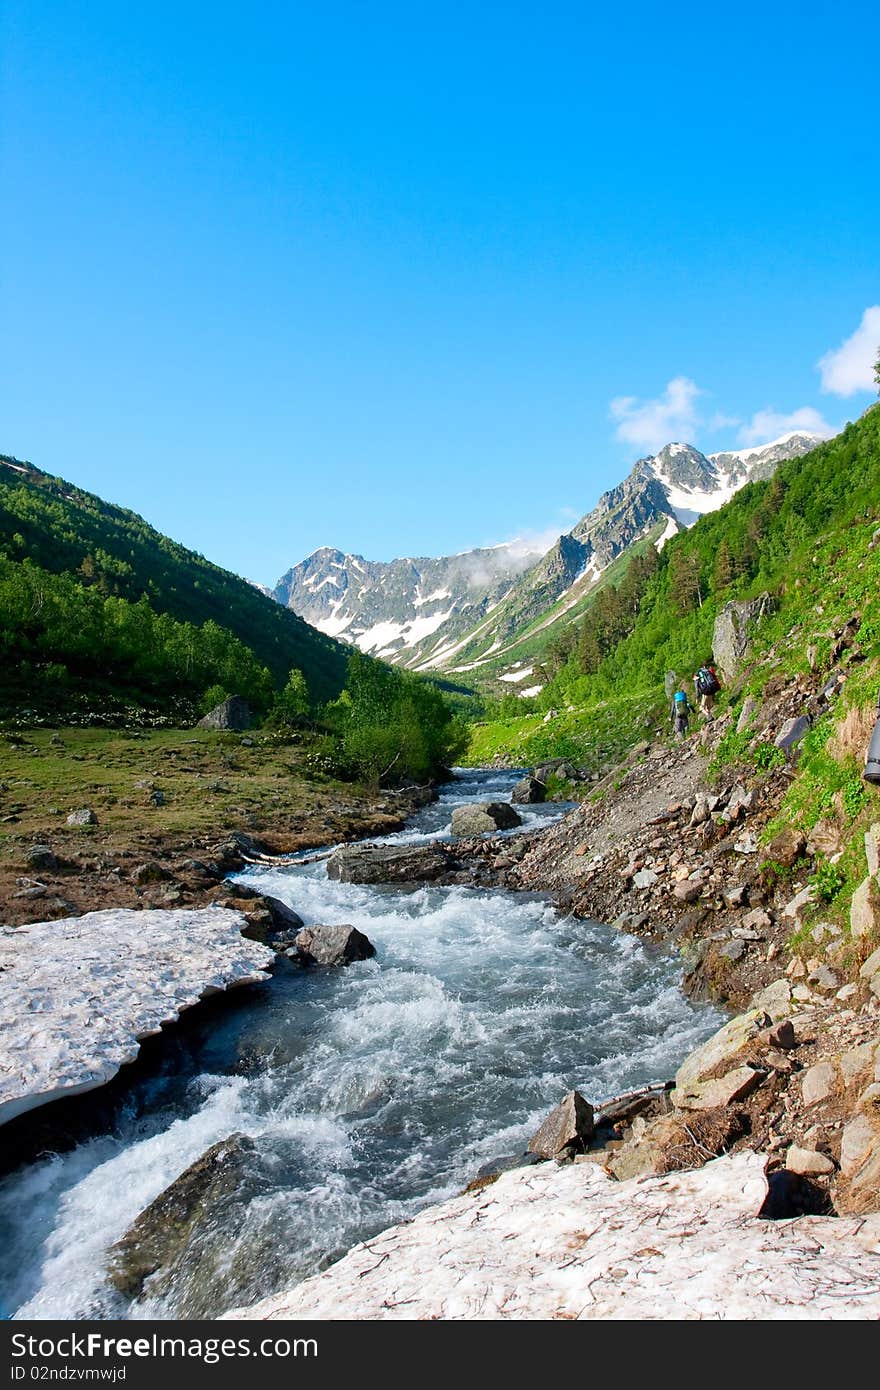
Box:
[712,592,775,680]
[0,908,275,1125]
[326,842,450,884]
[197,697,251,731]
[108,1134,257,1299]
[450,802,521,836]
[292,924,375,966]
[224,1152,880,1320]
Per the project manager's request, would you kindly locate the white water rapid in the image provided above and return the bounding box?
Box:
[0,769,722,1319]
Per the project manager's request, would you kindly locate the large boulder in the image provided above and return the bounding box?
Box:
[197,696,251,731]
[527,1090,595,1159]
[712,593,775,681]
[238,894,305,949]
[511,776,546,805]
[674,1008,769,1092]
[326,842,450,884]
[450,802,522,836]
[292,924,375,966]
[107,1134,258,1300]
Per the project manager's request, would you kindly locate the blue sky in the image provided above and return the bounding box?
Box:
[2,2,878,585]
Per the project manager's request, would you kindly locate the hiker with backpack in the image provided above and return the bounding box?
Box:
[671,685,694,739]
[694,662,721,717]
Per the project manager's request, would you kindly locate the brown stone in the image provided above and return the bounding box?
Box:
[527,1090,595,1159]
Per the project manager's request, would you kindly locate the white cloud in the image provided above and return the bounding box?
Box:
[737,406,835,446]
[609,377,702,453]
[818,306,880,396]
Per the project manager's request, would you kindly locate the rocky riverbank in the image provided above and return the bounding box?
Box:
[0,724,436,931]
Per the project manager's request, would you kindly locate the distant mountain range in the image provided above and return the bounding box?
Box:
[272,431,822,693]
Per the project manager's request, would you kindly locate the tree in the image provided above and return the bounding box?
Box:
[269,667,311,726]
[874,348,880,395]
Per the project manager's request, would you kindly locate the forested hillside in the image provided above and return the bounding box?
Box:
[0,455,349,717]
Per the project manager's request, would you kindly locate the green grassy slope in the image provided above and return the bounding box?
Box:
[466,406,880,766]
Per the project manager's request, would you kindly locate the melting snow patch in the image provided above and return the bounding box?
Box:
[0,909,275,1126]
[225,1152,880,1321]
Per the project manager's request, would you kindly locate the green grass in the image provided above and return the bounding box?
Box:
[463,689,663,769]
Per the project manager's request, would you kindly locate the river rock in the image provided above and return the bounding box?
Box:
[293,924,375,966]
[238,894,305,948]
[674,1008,769,1092]
[450,802,522,836]
[527,1090,594,1159]
[672,1065,761,1111]
[326,842,450,884]
[510,776,545,804]
[197,696,251,731]
[0,908,275,1126]
[107,1134,258,1300]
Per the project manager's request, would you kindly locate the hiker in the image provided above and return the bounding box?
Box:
[694,661,721,717]
[671,685,693,740]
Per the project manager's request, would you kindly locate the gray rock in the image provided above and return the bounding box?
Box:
[197,696,252,731]
[450,802,522,836]
[25,844,58,872]
[690,795,710,826]
[720,939,747,962]
[751,979,791,1020]
[472,1152,544,1183]
[774,715,811,754]
[107,1134,257,1300]
[858,944,880,980]
[527,1090,595,1159]
[840,1044,875,1086]
[326,842,450,884]
[807,965,840,993]
[511,777,546,804]
[723,884,748,908]
[802,1061,838,1106]
[66,808,97,827]
[293,924,375,967]
[851,876,880,939]
[736,696,759,734]
[149,790,166,807]
[239,895,305,948]
[782,885,816,924]
[712,592,775,680]
[865,823,880,878]
[632,868,659,890]
[133,861,171,885]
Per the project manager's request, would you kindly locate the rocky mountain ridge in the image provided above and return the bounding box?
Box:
[273,431,821,688]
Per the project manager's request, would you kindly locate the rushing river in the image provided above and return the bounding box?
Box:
[0,769,722,1320]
